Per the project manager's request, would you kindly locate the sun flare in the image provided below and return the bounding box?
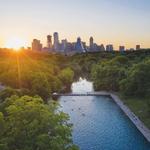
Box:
[5,37,26,50]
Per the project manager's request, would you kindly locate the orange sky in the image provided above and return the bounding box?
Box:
[0,0,150,49]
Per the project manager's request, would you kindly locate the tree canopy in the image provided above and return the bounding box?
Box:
[0,95,78,150]
[120,60,150,97]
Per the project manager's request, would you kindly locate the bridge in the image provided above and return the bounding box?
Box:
[52,92,110,97]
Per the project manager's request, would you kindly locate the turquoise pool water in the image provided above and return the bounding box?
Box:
[59,78,150,150]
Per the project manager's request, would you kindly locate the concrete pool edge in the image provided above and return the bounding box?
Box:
[89,91,150,143]
[57,91,150,143]
[109,92,150,143]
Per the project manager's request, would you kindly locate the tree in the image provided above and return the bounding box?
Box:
[109,56,129,67]
[0,87,17,103]
[92,63,125,91]
[31,73,51,101]
[120,60,150,97]
[47,75,62,93]
[58,68,74,87]
[0,95,78,150]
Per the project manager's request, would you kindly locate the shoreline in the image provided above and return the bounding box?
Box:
[93,91,150,143]
[57,91,150,143]
[109,93,150,143]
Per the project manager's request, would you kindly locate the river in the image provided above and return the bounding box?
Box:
[59,78,150,150]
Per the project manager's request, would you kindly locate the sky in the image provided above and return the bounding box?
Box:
[0,0,150,49]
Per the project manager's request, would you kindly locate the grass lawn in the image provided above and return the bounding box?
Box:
[121,96,150,129]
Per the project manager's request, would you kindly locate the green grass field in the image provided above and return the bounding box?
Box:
[121,96,150,128]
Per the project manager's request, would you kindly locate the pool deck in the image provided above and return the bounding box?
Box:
[56,91,150,143]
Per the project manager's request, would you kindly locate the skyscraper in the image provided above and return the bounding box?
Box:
[119,46,125,52]
[100,44,105,51]
[47,35,52,50]
[136,45,141,50]
[61,39,67,52]
[75,37,85,53]
[32,39,42,51]
[89,37,94,51]
[106,44,114,51]
[53,32,59,51]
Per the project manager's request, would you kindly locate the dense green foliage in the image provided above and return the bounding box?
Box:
[92,56,127,91]
[0,95,78,150]
[58,68,74,91]
[66,50,150,102]
[0,50,74,101]
[71,50,150,99]
[0,50,77,150]
[0,49,150,149]
[70,50,150,129]
[120,59,150,97]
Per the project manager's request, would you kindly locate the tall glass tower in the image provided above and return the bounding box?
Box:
[47,35,52,50]
[53,32,59,51]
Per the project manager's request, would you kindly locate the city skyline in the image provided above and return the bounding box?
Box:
[0,32,144,51]
[31,32,142,53]
[0,0,150,49]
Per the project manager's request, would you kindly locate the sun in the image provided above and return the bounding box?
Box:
[5,37,26,50]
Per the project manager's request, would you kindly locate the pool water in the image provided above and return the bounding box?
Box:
[59,78,150,150]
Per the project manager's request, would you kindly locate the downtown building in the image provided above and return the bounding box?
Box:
[32,39,42,51]
[88,37,105,52]
[106,44,114,52]
[74,37,86,53]
[136,45,141,50]
[119,46,125,52]
[53,32,60,51]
